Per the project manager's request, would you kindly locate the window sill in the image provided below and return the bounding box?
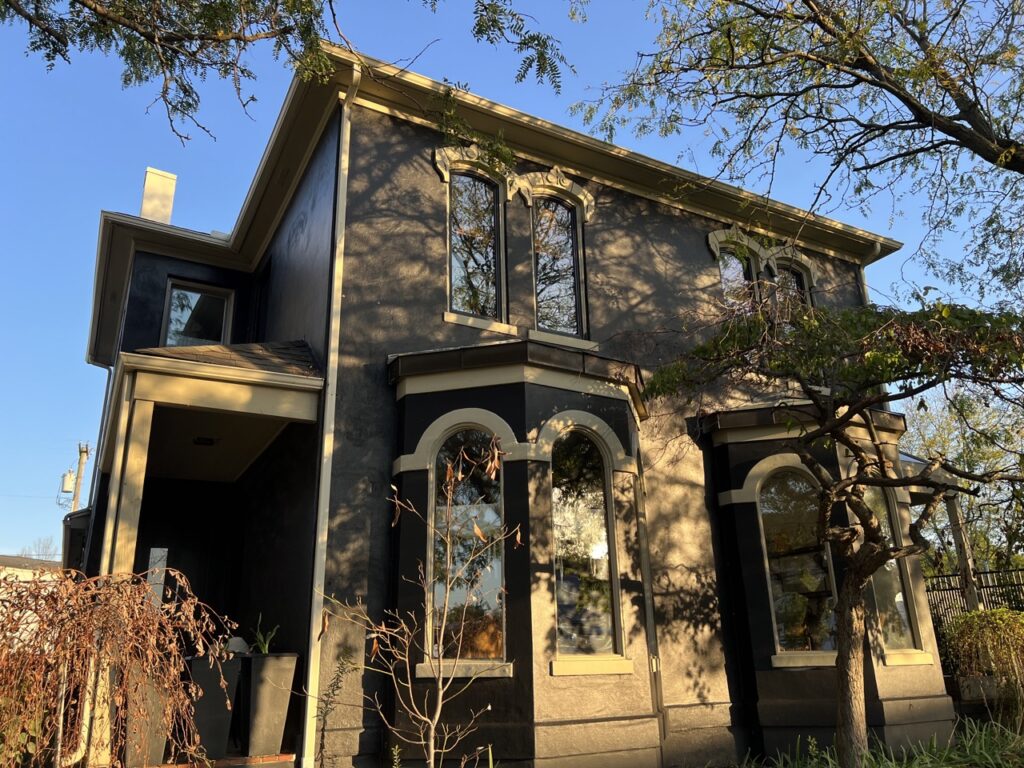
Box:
[415,659,514,679]
[443,311,518,337]
[770,651,837,668]
[549,656,633,676]
[882,649,933,667]
[527,328,598,351]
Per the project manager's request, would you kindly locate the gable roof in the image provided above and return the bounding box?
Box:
[0,554,62,571]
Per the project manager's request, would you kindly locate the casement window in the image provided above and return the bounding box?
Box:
[431,428,505,660]
[759,469,837,652]
[865,487,916,649]
[532,196,584,337]
[448,173,503,320]
[551,430,620,655]
[161,281,232,347]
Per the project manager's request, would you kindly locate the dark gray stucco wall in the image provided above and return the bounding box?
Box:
[120,252,251,353]
[314,103,929,767]
[257,110,341,364]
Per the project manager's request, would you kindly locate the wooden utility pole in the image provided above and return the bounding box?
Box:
[70,442,90,514]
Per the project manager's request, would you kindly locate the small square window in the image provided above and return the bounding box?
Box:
[162,282,232,347]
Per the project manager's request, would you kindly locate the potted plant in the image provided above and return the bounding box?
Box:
[238,616,298,757]
[187,639,241,760]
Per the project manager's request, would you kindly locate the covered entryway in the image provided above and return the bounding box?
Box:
[95,341,323,761]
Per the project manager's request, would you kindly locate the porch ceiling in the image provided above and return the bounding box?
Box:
[146,406,290,483]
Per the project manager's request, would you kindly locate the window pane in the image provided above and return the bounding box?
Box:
[553,431,615,654]
[449,174,498,318]
[165,287,227,347]
[534,198,580,335]
[760,471,837,651]
[773,266,809,315]
[865,488,915,649]
[719,249,753,309]
[433,429,504,659]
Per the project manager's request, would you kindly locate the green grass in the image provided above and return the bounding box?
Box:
[739,720,1024,768]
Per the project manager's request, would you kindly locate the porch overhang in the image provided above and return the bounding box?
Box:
[96,345,324,575]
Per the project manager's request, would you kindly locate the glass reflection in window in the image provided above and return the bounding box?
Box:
[865,487,915,649]
[449,173,499,319]
[552,431,616,654]
[760,470,837,651]
[432,429,504,660]
[164,285,228,347]
[719,248,754,309]
[533,197,581,335]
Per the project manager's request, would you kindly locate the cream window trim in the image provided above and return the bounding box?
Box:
[415,659,514,679]
[159,279,234,347]
[532,410,636,474]
[514,167,595,223]
[881,649,934,667]
[550,656,633,676]
[770,651,837,668]
[708,226,817,301]
[443,311,518,336]
[434,144,515,197]
[719,453,815,505]
[393,407,521,475]
[527,328,598,351]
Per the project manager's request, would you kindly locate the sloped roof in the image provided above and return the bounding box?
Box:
[134,340,321,378]
[0,555,62,571]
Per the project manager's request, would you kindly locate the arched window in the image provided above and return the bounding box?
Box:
[709,229,816,311]
[432,428,504,660]
[864,487,915,649]
[533,196,583,336]
[552,430,618,655]
[449,173,501,319]
[718,247,755,309]
[759,470,837,652]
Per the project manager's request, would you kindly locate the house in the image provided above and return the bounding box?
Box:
[68,47,954,768]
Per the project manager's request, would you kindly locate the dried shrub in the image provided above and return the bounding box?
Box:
[0,568,233,767]
[945,608,1024,727]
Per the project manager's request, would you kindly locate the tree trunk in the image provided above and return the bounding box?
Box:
[834,573,869,768]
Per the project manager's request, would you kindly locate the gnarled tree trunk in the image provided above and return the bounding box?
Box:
[834,571,869,768]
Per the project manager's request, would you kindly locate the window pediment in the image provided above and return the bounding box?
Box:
[434,144,515,198]
[514,167,595,223]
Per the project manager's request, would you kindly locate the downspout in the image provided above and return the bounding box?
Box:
[300,61,362,768]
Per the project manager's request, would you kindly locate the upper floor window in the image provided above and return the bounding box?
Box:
[759,469,837,652]
[552,430,619,655]
[864,487,916,649]
[449,173,501,319]
[533,197,583,336]
[708,229,815,312]
[432,428,505,660]
[161,281,232,347]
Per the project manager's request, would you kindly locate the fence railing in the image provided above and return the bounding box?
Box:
[925,569,1024,626]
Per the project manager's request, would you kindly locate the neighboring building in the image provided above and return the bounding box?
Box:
[0,554,62,580]
[69,48,953,767]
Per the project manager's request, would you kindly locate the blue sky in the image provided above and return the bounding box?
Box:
[0,1,932,555]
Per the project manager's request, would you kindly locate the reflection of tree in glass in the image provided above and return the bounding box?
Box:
[552,431,615,654]
[432,429,504,660]
[761,470,837,651]
[449,175,498,318]
[718,248,754,310]
[167,289,197,346]
[864,487,915,649]
[533,198,579,335]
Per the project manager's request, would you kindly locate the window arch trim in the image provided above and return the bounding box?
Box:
[533,410,636,474]
[514,166,595,222]
[708,228,818,303]
[434,144,515,198]
[393,408,522,474]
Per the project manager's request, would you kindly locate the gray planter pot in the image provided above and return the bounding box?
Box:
[242,652,298,757]
[189,656,241,760]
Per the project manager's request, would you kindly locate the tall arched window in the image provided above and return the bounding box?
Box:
[864,487,915,649]
[449,173,500,319]
[552,431,618,655]
[533,197,582,336]
[759,470,837,652]
[432,428,504,660]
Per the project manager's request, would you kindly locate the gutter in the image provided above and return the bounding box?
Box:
[300,61,362,767]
